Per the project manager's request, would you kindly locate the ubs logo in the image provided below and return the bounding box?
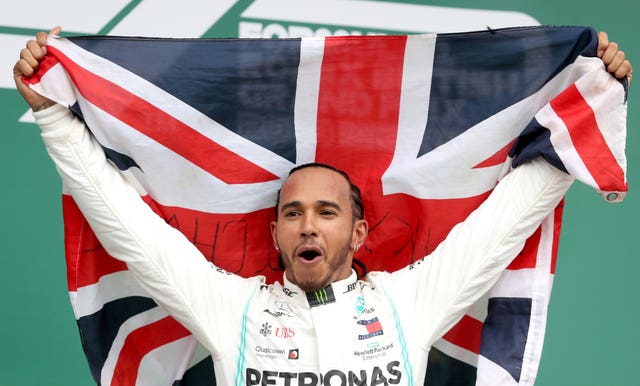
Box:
[259,323,296,339]
[275,327,296,339]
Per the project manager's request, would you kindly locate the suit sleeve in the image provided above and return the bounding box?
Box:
[35,104,262,358]
[381,156,574,348]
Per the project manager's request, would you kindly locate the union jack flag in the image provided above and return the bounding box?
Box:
[26,26,627,385]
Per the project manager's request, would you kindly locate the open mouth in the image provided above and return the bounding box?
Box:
[297,246,323,262]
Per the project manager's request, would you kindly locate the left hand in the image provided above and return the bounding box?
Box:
[598,31,632,84]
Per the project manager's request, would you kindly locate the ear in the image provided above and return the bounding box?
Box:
[270,220,279,250]
[352,218,369,248]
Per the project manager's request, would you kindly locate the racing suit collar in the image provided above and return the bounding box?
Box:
[282,270,359,308]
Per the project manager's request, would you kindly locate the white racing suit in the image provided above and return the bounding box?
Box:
[36,104,574,386]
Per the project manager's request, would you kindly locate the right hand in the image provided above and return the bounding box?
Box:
[13,27,61,111]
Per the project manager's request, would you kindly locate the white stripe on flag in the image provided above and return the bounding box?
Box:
[382,33,435,195]
[70,270,149,319]
[465,292,489,323]
[29,61,77,107]
[541,103,598,188]
[74,97,284,213]
[432,336,479,367]
[574,57,628,182]
[487,269,539,298]
[519,217,556,385]
[476,355,519,386]
[294,37,324,165]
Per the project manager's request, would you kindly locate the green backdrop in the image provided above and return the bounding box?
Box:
[0,1,637,385]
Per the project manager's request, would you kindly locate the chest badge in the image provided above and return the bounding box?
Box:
[357,317,384,340]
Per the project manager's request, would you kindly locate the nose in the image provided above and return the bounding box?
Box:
[300,213,318,237]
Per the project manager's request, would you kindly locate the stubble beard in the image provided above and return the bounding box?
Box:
[283,238,352,292]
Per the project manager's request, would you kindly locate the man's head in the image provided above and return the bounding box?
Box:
[271,163,368,292]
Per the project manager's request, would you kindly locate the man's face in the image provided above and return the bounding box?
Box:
[271,167,367,292]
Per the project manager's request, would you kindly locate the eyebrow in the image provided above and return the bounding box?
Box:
[279,200,344,214]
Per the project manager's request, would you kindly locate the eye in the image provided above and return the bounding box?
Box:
[284,210,301,218]
[319,210,337,217]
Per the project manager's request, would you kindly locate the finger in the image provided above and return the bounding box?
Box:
[19,46,39,71]
[50,26,62,36]
[25,39,46,61]
[601,41,619,66]
[14,58,36,78]
[607,51,627,75]
[35,30,48,47]
[13,61,34,92]
[597,31,609,57]
[614,60,632,80]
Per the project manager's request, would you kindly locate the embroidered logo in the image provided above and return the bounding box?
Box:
[355,296,365,315]
[306,285,336,307]
[260,322,272,337]
[357,317,384,340]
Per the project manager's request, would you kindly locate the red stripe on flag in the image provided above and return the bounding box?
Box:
[550,200,565,274]
[63,195,127,290]
[473,139,517,169]
[46,45,278,184]
[315,35,406,185]
[63,194,83,292]
[111,316,191,386]
[64,193,283,289]
[442,314,483,354]
[66,191,282,292]
[551,85,626,192]
[507,226,541,270]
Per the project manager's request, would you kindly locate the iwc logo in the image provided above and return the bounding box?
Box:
[260,322,272,337]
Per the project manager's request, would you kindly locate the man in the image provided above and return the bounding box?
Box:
[14,29,632,385]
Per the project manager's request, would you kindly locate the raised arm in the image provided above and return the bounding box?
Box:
[385,30,632,348]
[13,29,262,358]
